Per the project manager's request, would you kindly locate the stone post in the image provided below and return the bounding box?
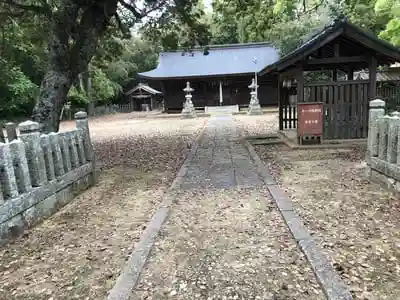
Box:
[67,131,80,169]
[18,121,47,187]
[387,112,400,163]
[48,133,65,177]
[368,99,385,158]
[4,122,17,142]
[247,78,262,115]
[378,115,390,160]
[181,82,197,118]
[0,143,19,203]
[40,135,56,181]
[59,133,72,173]
[74,111,96,183]
[9,140,32,193]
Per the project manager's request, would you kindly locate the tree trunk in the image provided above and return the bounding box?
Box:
[31,1,117,133]
[32,70,72,133]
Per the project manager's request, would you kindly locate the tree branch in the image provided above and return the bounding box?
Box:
[0,0,52,17]
[118,0,141,18]
[119,0,168,19]
[70,3,117,76]
[115,12,131,38]
[141,0,168,18]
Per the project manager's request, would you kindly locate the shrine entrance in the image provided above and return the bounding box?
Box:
[279,79,370,140]
[259,19,400,142]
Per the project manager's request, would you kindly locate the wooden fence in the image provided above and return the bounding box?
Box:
[304,80,369,139]
[377,84,400,112]
[280,80,370,139]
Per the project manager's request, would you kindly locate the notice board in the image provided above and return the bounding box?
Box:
[298,102,324,136]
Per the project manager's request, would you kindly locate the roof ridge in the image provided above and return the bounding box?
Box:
[161,42,274,54]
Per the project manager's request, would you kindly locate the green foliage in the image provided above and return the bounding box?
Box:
[375,0,400,45]
[379,18,400,45]
[0,58,38,117]
[140,0,211,50]
[67,36,158,106]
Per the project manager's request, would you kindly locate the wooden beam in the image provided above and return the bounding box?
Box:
[345,27,400,62]
[306,55,369,65]
[369,56,377,100]
[334,43,340,57]
[272,28,344,72]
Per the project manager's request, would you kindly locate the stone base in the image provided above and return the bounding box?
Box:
[368,166,400,196]
[181,109,197,118]
[0,164,94,246]
[247,104,263,115]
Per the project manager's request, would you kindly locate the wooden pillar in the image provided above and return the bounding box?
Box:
[295,66,304,103]
[369,56,377,100]
[160,81,166,112]
[333,68,337,81]
[278,74,283,130]
[347,68,354,80]
[295,66,304,138]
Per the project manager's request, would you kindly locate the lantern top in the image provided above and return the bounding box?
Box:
[248,78,258,89]
[183,81,194,93]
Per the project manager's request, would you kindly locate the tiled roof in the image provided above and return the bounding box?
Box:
[125,83,162,95]
[260,17,400,75]
[138,43,280,79]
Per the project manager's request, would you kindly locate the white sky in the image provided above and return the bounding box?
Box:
[204,0,213,12]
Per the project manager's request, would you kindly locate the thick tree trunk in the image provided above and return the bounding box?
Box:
[32,70,72,133]
[32,1,117,133]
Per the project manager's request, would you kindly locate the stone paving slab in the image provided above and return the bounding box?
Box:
[130,116,324,299]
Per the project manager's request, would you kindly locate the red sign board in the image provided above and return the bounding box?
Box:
[298,103,324,136]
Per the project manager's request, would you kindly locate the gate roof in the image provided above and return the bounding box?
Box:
[259,17,400,75]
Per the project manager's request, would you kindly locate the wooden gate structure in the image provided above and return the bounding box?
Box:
[260,18,400,141]
[278,78,371,140]
[303,81,370,139]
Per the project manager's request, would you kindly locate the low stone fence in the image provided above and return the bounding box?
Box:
[367,99,400,195]
[0,112,95,245]
[0,122,19,143]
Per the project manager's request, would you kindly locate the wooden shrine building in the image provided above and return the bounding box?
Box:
[125,83,162,111]
[138,43,280,112]
[259,17,400,141]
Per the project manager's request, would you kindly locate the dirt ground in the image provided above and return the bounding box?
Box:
[134,188,323,300]
[233,113,279,137]
[0,113,206,300]
[255,143,400,300]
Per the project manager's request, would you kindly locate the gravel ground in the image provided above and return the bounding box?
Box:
[133,115,323,300]
[0,113,206,300]
[255,144,400,300]
[233,113,279,136]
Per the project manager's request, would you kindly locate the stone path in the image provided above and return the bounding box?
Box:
[130,116,324,299]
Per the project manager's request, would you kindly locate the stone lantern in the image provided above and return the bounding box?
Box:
[247,78,262,115]
[181,81,197,118]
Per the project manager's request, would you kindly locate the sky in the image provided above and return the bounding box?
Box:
[204,0,213,12]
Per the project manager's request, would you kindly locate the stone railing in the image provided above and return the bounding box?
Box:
[0,122,19,143]
[0,112,95,245]
[367,99,400,195]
